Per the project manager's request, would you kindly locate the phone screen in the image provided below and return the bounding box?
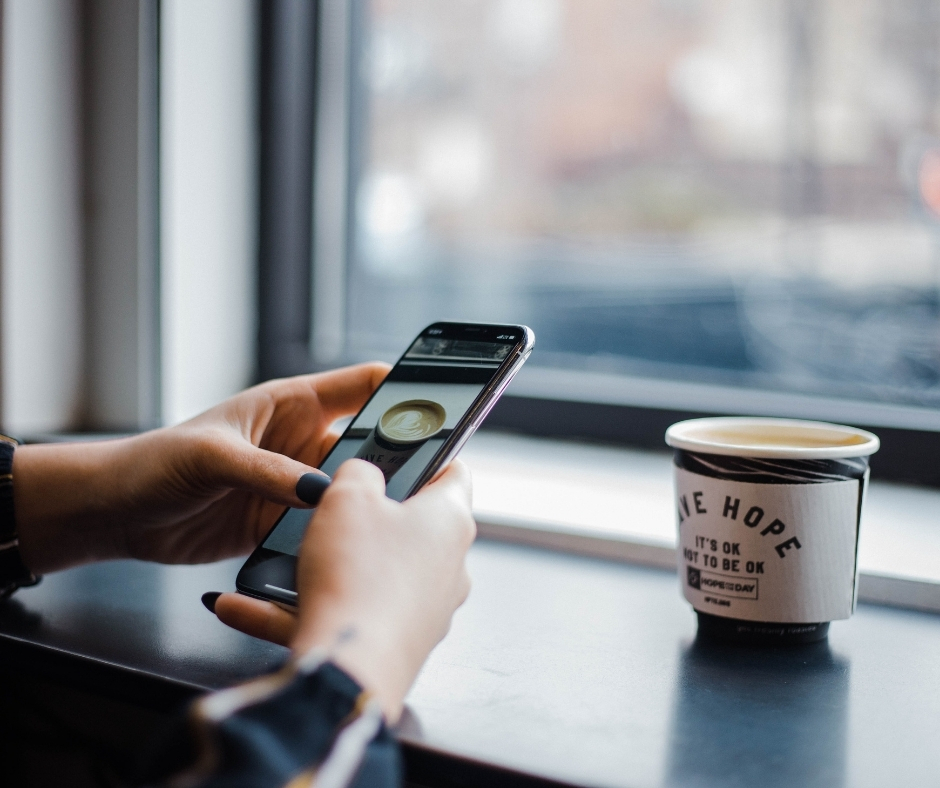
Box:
[259,323,527,558]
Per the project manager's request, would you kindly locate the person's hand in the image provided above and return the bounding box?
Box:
[211,458,476,721]
[14,363,390,573]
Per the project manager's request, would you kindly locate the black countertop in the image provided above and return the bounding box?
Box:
[2,540,939,788]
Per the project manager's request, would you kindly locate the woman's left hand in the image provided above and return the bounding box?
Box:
[14,363,390,573]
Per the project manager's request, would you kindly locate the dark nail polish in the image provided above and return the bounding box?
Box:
[201,591,221,613]
[296,472,331,506]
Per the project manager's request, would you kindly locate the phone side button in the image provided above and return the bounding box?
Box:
[264,583,298,601]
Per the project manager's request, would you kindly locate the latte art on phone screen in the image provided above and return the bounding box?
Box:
[354,400,448,483]
[379,401,446,444]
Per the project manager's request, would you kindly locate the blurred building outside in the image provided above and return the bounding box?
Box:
[351,0,940,409]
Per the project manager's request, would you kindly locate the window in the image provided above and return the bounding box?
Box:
[256,0,940,480]
[330,0,940,412]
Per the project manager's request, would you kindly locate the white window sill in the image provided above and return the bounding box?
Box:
[462,431,940,614]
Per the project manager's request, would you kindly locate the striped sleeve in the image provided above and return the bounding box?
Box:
[143,652,399,788]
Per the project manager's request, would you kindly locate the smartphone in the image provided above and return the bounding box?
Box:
[236,321,535,605]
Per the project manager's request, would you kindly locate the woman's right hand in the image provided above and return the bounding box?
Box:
[213,458,476,721]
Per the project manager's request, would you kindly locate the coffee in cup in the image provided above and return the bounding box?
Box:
[355,399,447,482]
[665,417,879,644]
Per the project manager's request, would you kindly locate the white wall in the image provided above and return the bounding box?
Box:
[161,0,258,425]
[1,0,84,433]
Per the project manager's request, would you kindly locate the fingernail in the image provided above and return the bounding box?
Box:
[296,472,331,506]
[201,591,221,613]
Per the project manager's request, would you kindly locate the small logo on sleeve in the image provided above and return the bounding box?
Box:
[687,564,758,599]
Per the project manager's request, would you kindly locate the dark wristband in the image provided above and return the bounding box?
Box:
[0,435,40,600]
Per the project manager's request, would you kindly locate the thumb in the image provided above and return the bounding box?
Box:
[213,592,298,647]
[328,456,388,494]
[207,434,327,508]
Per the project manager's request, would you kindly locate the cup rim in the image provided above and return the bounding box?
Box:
[377,399,447,444]
[665,416,880,459]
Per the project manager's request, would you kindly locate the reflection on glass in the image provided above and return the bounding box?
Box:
[406,336,511,362]
[349,0,940,407]
[666,636,849,788]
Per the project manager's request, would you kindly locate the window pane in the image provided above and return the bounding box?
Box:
[347,0,940,408]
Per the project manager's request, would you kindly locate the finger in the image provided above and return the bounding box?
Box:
[328,457,388,494]
[214,592,297,647]
[296,472,331,505]
[208,436,327,508]
[411,458,473,508]
[304,362,390,422]
[405,460,476,544]
[291,426,345,470]
[322,427,345,455]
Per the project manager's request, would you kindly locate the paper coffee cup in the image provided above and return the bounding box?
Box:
[665,417,879,643]
[355,399,447,482]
